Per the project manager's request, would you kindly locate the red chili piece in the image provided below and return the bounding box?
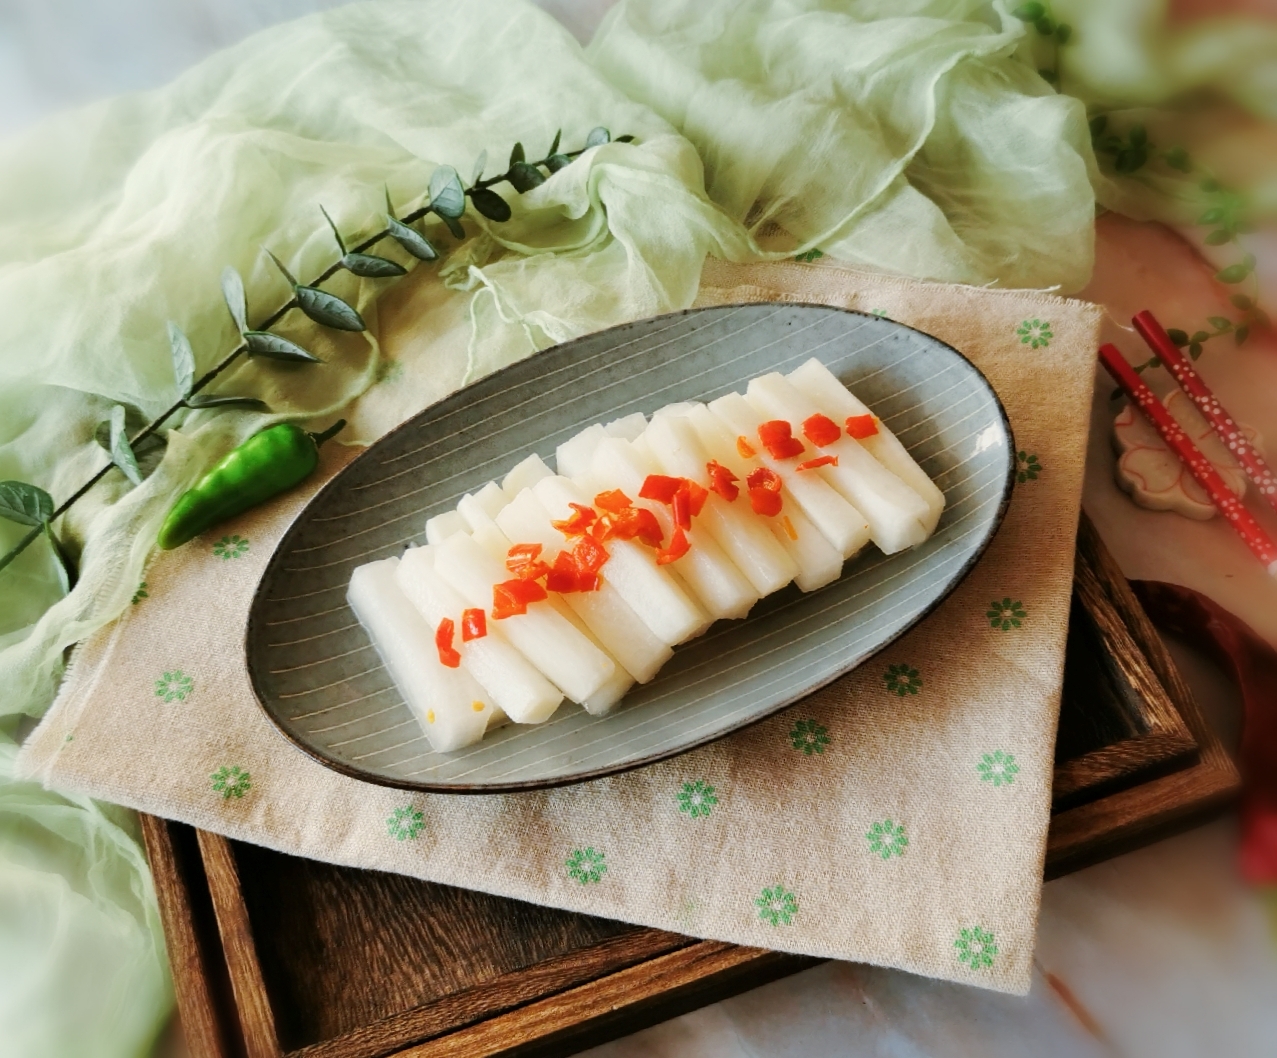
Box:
[802,413,841,447]
[492,578,548,620]
[546,551,581,594]
[736,436,757,458]
[551,503,597,536]
[757,420,805,460]
[573,535,609,575]
[845,414,879,439]
[435,617,461,668]
[796,455,838,471]
[606,506,663,547]
[594,489,632,514]
[706,460,740,501]
[506,541,549,581]
[638,474,683,504]
[671,486,691,531]
[461,608,487,642]
[656,526,690,565]
[746,466,783,517]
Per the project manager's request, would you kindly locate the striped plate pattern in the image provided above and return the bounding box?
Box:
[246,304,1013,791]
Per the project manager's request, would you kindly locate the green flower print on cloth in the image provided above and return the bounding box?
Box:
[155,670,193,702]
[883,663,922,696]
[955,926,998,969]
[211,766,251,800]
[1016,451,1043,483]
[1017,319,1053,348]
[213,534,249,559]
[131,580,148,604]
[677,780,718,818]
[978,751,1020,787]
[866,819,909,860]
[987,598,1027,630]
[793,248,824,262]
[376,358,405,385]
[789,718,830,755]
[755,885,798,926]
[566,847,606,884]
[387,806,424,841]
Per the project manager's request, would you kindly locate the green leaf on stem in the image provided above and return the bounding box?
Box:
[1190,330,1210,343]
[1164,147,1190,172]
[1207,317,1232,331]
[168,322,196,398]
[1252,308,1271,329]
[615,134,635,143]
[264,248,298,288]
[585,126,610,148]
[1236,325,1250,345]
[429,166,466,219]
[545,154,572,173]
[549,129,562,156]
[221,266,248,333]
[1216,263,1251,284]
[320,205,347,255]
[1204,229,1231,245]
[509,142,525,167]
[109,404,142,486]
[1129,125,1148,148]
[1230,294,1253,310]
[1198,207,1224,225]
[1055,22,1072,43]
[1035,16,1053,34]
[1011,1,1045,20]
[508,161,546,193]
[43,521,75,592]
[244,331,323,363]
[1114,147,1146,172]
[342,252,407,278]
[295,286,365,331]
[185,395,269,410]
[1089,115,1108,137]
[0,480,53,527]
[1166,328,1189,346]
[386,215,438,261]
[470,187,512,222]
[1188,343,1202,360]
[471,150,487,186]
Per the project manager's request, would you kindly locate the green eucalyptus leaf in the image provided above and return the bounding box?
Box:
[1190,330,1210,343]
[244,331,323,363]
[549,129,561,156]
[1199,207,1224,225]
[1188,343,1202,360]
[1038,68,1058,83]
[296,286,365,331]
[585,126,610,148]
[386,216,438,261]
[1230,293,1254,310]
[1011,1,1044,20]
[168,321,196,398]
[508,161,546,193]
[1252,308,1271,329]
[1035,16,1053,34]
[1166,328,1189,346]
[1129,125,1148,147]
[1055,22,1072,43]
[43,520,73,593]
[1164,148,1190,172]
[429,166,466,219]
[342,252,407,278]
[1088,115,1108,137]
[470,187,512,222]
[509,141,525,167]
[1204,229,1231,246]
[1114,147,1146,173]
[1207,316,1232,331]
[1149,356,1161,368]
[264,248,298,288]
[0,480,53,527]
[441,214,465,240]
[545,153,572,173]
[221,266,248,333]
[1216,263,1251,284]
[471,150,487,186]
[185,395,269,410]
[319,205,347,255]
[615,134,635,143]
[1236,324,1250,345]
[109,404,142,486]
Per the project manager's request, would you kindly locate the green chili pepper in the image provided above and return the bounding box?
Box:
[157,419,346,549]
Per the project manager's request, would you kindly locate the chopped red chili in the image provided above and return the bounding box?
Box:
[802,413,841,447]
[573,534,609,575]
[435,617,461,667]
[684,479,708,516]
[606,506,663,547]
[706,460,740,501]
[745,467,783,517]
[546,551,580,594]
[736,436,757,458]
[796,455,838,471]
[460,608,487,642]
[506,542,549,581]
[594,489,632,514]
[492,577,548,619]
[757,419,806,459]
[672,485,691,530]
[656,526,689,564]
[550,502,597,536]
[746,466,781,492]
[638,474,683,504]
[845,414,879,439]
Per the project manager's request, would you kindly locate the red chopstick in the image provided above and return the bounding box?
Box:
[1098,343,1277,577]
[1132,310,1277,513]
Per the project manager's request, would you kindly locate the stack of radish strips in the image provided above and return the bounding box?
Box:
[347,358,946,752]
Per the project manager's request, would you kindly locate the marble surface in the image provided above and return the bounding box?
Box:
[2,2,1274,1056]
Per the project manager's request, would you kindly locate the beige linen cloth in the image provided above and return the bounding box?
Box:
[19,259,1100,995]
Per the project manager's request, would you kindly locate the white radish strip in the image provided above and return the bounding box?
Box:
[604,412,647,440]
[684,404,842,592]
[395,546,563,724]
[496,489,673,683]
[433,530,615,704]
[533,475,709,644]
[709,392,871,559]
[746,374,931,553]
[548,602,635,715]
[643,413,799,595]
[457,483,508,532]
[347,557,497,752]
[425,509,466,544]
[788,358,945,531]
[502,453,554,498]
[556,424,608,480]
[593,437,758,620]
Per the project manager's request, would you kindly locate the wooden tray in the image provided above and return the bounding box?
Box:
[140,517,1240,1058]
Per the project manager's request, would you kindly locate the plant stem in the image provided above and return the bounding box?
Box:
[0,523,42,575]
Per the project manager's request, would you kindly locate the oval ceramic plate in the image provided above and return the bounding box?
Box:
[247,303,1013,791]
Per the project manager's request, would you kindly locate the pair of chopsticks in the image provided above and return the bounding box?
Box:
[1099,310,1277,578]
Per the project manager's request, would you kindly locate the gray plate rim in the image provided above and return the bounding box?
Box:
[245,303,1016,794]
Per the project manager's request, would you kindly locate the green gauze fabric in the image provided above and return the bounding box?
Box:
[588,0,1100,291]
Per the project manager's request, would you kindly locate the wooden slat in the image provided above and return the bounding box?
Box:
[198,830,283,1058]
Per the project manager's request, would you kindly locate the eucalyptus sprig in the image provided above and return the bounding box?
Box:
[0,126,630,583]
[1011,2,1073,85]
